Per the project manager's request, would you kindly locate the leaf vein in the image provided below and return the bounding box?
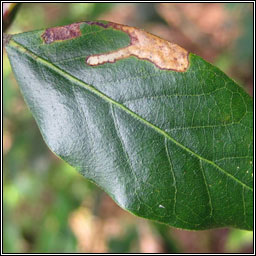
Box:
[164,138,177,217]
[10,39,252,192]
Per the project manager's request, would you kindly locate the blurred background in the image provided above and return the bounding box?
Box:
[3,3,253,253]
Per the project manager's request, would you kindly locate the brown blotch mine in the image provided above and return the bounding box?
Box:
[86,21,189,72]
[42,22,82,44]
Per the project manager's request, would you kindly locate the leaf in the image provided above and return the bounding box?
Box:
[5,21,253,230]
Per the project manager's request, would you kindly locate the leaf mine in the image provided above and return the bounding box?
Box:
[42,23,82,44]
[86,22,189,72]
[6,21,253,230]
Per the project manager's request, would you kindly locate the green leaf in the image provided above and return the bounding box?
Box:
[5,21,253,230]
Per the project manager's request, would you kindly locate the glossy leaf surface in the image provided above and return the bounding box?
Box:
[5,21,253,230]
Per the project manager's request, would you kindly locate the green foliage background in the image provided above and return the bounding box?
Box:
[3,3,253,253]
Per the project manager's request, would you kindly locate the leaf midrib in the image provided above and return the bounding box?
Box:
[9,39,252,191]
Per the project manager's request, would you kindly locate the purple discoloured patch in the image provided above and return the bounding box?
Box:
[42,23,82,44]
[84,21,110,28]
